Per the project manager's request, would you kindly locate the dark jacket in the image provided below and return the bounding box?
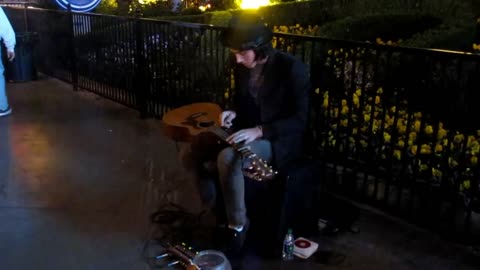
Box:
[232,50,311,169]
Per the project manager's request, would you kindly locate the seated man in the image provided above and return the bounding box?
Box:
[180,12,311,253]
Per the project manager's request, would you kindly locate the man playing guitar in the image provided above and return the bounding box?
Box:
[180,12,311,255]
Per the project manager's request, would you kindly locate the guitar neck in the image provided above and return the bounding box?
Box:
[209,126,256,158]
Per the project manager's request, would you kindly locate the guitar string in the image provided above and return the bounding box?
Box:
[207,125,275,177]
[208,126,255,157]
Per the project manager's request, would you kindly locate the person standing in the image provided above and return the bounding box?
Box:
[0,7,15,117]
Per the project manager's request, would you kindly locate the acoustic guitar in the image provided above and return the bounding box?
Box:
[162,102,277,181]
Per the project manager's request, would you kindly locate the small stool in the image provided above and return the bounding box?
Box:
[244,158,322,256]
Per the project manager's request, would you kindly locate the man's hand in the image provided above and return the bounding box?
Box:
[7,51,14,61]
[219,110,236,128]
[226,127,262,145]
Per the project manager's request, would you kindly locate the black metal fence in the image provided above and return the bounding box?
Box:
[4,6,480,243]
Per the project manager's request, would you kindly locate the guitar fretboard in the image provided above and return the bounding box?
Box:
[208,126,257,159]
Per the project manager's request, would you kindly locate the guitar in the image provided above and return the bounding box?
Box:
[162,102,277,181]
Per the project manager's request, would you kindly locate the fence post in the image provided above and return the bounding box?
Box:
[134,8,148,118]
[67,4,78,91]
[476,15,480,46]
[23,3,28,32]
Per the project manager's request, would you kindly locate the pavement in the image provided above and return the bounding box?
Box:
[0,75,478,270]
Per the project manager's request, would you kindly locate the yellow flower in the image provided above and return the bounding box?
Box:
[463,180,471,190]
[322,97,328,108]
[420,144,431,154]
[419,164,428,172]
[365,104,372,113]
[352,95,360,108]
[355,89,362,96]
[424,125,433,135]
[341,106,349,115]
[413,120,421,132]
[453,134,464,144]
[375,96,381,104]
[377,87,383,94]
[448,157,458,168]
[393,150,401,160]
[410,145,418,155]
[383,132,391,143]
[467,135,477,148]
[397,139,405,148]
[328,49,332,55]
[471,156,478,165]
[360,140,368,148]
[471,144,480,155]
[385,116,394,127]
[432,168,442,178]
[442,139,448,146]
[435,144,443,153]
[409,132,417,141]
[315,88,320,95]
[397,124,407,135]
[437,128,447,140]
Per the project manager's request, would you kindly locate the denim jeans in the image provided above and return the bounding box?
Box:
[180,139,273,227]
[216,139,272,227]
[0,48,8,110]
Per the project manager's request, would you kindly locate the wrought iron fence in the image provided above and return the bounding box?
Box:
[4,6,480,244]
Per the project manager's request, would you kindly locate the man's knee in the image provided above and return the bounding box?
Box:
[217,147,240,169]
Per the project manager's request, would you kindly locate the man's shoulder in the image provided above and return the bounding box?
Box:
[270,50,307,72]
[272,50,305,66]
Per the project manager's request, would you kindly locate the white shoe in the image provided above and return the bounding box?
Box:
[0,106,12,117]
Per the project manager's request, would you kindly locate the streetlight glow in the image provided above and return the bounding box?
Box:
[239,0,270,9]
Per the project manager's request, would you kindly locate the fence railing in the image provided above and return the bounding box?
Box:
[4,6,480,244]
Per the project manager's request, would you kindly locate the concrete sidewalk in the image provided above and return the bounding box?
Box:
[0,76,477,270]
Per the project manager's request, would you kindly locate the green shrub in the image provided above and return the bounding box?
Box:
[94,0,120,15]
[317,14,443,43]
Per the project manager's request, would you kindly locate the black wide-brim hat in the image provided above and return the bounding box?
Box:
[220,13,273,51]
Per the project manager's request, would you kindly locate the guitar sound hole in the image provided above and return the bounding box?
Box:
[198,121,214,128]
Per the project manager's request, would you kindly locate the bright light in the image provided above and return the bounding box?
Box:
[198,3,211,12]
[240,0,270,9]
[138,0,160,5]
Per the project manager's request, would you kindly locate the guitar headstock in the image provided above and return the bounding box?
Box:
[242,156,277,181]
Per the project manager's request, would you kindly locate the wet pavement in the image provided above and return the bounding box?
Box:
[0,76,477,270]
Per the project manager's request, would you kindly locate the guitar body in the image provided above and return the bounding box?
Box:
[163,102,277,181]
[162,102,223,142]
